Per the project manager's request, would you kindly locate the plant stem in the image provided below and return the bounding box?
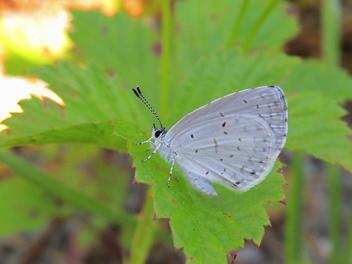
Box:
[327,164,341,263]
[160,0,172,119]
[322,0,341,66]
[285,152,304,264]
[225,0,251,48]
[241,0,280,54]
[321,1,342,262]
[130,186,156,264]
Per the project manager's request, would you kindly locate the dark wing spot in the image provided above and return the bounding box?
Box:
[195,149,198,153]
[250,170,256,175]
[256,104,259,108]
[229,155,234,158]
[224,131,228,135]
[222,122,226,127]
[243,100,248,104]
[237,147,240,151]
[220,159,223,161]
[235,181,241,185]
[220,112,225,117]
[206,171,209,175]
[214,138,218,153]
[238,138,242,142]
[191,134,194,138]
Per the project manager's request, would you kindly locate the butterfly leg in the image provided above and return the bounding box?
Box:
[168,158,176,188]
[142,143,161,162]
[133,137,153,146]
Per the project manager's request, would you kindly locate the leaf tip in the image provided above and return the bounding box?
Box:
[229,251,237,264]
[132,178,137,185]
[153,213,157,221]
[279,199,287,205]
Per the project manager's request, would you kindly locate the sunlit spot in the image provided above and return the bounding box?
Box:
[0,8,71,63]
[0,63,64,132]
[123,0,144,17]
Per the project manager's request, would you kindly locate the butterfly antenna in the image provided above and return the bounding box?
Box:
[132,85,164,128]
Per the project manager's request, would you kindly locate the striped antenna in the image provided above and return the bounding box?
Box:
[132,85,164,128]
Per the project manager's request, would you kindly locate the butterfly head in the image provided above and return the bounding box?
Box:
[152,122,166,141]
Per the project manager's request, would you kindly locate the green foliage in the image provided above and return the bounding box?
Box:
[287,91,352,171]
[0,0,351,263]
[0,149,135,228]
[281,60,352,102]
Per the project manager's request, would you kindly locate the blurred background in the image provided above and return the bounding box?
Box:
[0,0,351,263]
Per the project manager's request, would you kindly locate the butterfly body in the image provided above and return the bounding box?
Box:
[134,85,288,196]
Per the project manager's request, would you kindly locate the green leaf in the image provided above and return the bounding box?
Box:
[173,0,298,54]
[281,60,352,102]
[0,61,150,148]
[286,91,352,171]
[0,120,126,150]
[69,1,298,109]
[70,11,161,106]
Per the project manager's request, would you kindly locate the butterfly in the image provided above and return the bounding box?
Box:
[133,85,288,196]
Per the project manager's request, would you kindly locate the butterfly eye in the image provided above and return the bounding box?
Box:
[154,130,162,138]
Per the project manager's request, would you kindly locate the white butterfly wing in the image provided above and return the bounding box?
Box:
[165,86,288,194]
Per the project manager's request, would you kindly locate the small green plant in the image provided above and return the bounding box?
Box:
[0,0,351,263]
